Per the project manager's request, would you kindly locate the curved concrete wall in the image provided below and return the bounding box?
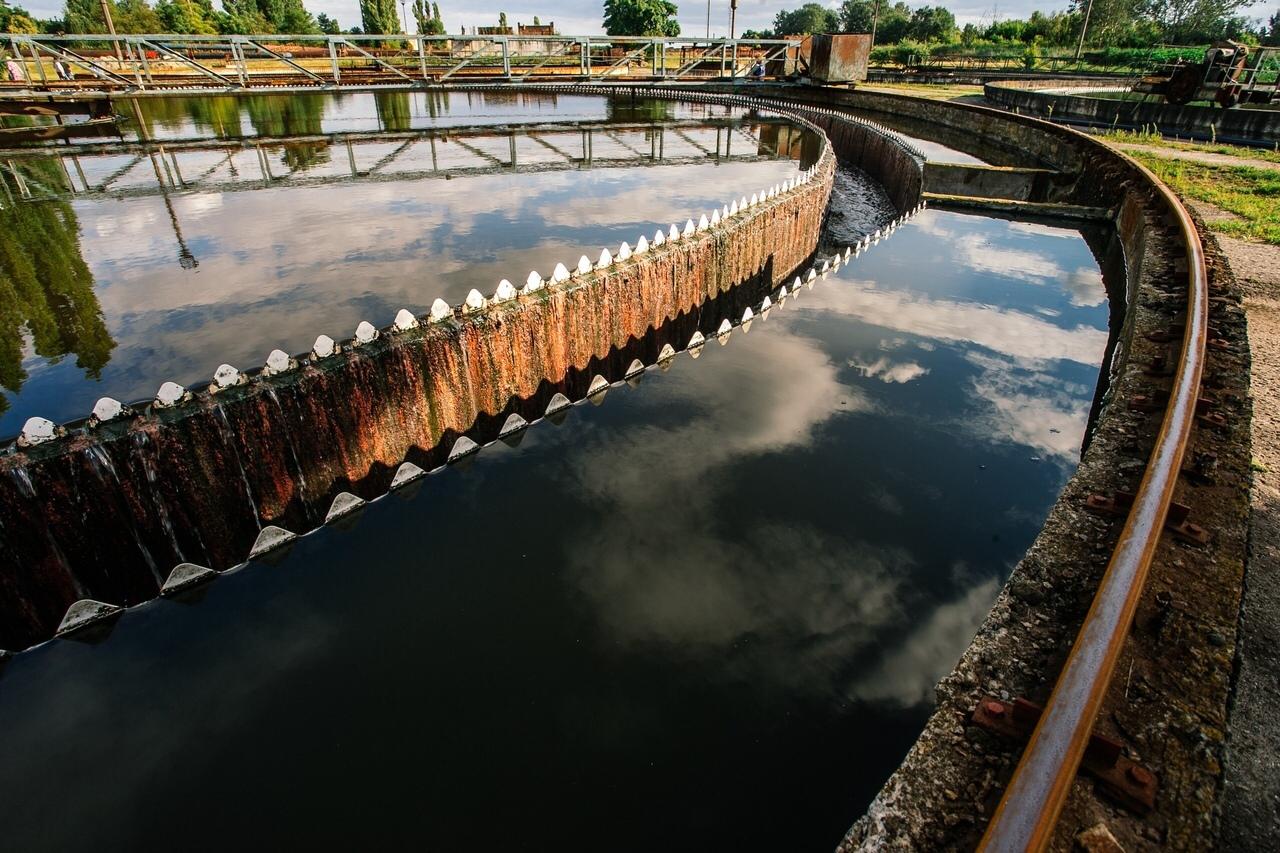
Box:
[0,87,926,651]
[984,78,1280,143]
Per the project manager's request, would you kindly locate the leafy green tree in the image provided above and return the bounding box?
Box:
[1,0,38,32]
[839,0,874,33]
[1266,11,1279,46]
[64,0,161,33]
[217,0,272,33]
[316,11,339,33]
[155,0,218,34]
[359,0,400,37]
[873,2,911,42]
[772,3,839,35]
[602,0,679,37]
[497,10,507,29]
[907,5,954,42]
[412,0,442,34]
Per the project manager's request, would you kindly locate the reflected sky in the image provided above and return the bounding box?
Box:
[0,91,811,436]
[0,203,1111,852]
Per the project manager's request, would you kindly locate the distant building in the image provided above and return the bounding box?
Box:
[476,26,514,35]
[518,22,556,36]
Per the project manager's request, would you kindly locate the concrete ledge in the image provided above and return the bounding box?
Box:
[923,192,1112,220]
[923,161,1064,202]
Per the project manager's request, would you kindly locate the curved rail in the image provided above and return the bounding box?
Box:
[977,153,1209,849]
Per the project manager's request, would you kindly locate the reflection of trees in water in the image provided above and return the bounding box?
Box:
[0,162,114,417]
[606,97,676,124]
[374,92,412,132]
[135,96,246,140]
[244,95,331,171]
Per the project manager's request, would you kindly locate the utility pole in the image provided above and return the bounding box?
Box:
[99,0,122,62]
[706,0,711,39]
[729,0,737,38]
[870,0,880,46]
[1074,0,1094,62]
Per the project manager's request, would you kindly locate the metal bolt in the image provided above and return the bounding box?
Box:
[1126,765,1154,786]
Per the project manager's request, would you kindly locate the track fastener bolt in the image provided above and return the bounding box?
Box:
[1127,765,1154,786]
[983,700,1005,717]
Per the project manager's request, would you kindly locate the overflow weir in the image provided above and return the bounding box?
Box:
[0,80,1255,851]
[0,86,925,651]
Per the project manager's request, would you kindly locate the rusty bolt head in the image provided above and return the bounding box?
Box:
[983,700,1005,718]
[1127,765,1154,786]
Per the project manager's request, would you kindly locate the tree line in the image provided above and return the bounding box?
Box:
[0,0,454,36]
[743,0,1278,48]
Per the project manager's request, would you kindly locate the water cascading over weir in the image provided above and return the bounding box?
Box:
[0,87,926,651]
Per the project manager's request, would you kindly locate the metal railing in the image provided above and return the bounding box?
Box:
[2,34,800,94]
[977,149,1208,850]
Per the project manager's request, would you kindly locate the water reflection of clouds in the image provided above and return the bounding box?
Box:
[914,212,1105,307]
[817,282,1107,370]
[559,325,913,694]
[71,159,796,410]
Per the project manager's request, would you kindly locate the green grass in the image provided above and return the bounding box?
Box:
[1100,127,1280,165]
[1129,154,1280,245]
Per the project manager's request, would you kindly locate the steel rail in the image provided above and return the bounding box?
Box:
[977,152,1209,851]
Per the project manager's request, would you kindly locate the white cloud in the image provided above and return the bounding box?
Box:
[849,355,929,384]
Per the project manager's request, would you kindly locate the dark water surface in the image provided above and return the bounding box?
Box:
[0,191,1111,850]
[0,91,814,436]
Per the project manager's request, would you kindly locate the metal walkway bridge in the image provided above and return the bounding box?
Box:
[1,116,805,203]
[1,34,801,97]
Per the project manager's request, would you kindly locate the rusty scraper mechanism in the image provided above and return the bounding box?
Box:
[969,697,1157,815]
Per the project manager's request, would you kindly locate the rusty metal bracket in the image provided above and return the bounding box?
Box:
[970,697,1157,814]
[1085,492,1211,545]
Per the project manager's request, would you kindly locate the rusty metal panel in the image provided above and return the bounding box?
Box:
[808,33,870,84]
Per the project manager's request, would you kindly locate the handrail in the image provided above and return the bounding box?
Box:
[977,153,1208,850]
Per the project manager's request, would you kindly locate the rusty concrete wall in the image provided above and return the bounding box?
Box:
[0,96,853,651]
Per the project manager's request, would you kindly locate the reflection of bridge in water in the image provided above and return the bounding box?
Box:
[2,116,814,203]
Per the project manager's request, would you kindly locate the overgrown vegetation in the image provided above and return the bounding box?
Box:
[744,0,1279,73]
[1100,127,1280,165]
[1131,155,1280,245]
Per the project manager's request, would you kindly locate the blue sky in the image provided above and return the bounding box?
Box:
[19,0,1280,40]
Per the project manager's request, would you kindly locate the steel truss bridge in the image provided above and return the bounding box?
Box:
[0,116,804,203]
[0,34,802,96]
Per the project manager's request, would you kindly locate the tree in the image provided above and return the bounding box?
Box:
[773,3,839,35]
[359,0,400,36]
[1,0,38,32]
[156,0,219,34]
[218,0,272,33]
[412,0,442,33]
[873,1,911,42]
[1266,11,1279,46]
[497,10,507,29]
[316,11,339,33]
[532,14,539,25]
[906,5,954,42]
[839,0,874,33]
[602,0,679,36]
